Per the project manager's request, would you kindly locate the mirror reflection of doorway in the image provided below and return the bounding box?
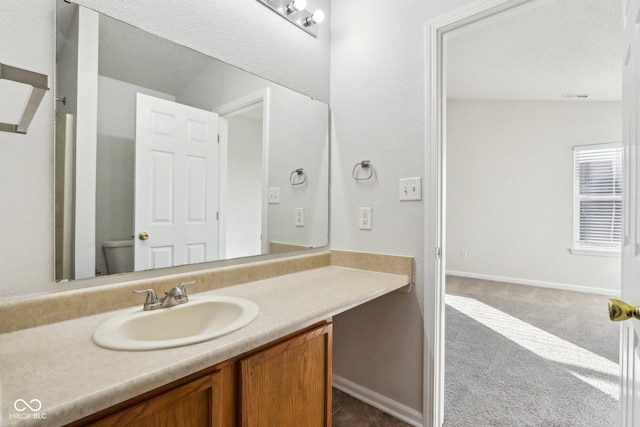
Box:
[224,103,264,259]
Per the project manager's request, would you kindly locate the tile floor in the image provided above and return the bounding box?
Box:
[332,388,411,427]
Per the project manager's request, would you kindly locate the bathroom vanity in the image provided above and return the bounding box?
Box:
[0,253,412,427]
[67,321,332,427]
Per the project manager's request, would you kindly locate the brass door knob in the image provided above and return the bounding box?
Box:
[608,298,640,321]
[138,232,149,241]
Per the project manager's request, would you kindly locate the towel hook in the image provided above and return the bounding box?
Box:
[352,160,373,181]
[290,168,307,186]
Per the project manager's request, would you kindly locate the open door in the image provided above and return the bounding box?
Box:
[134,93,219,271]
[614,0,640,424]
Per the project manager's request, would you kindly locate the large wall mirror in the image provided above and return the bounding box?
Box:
[55,0,329,282]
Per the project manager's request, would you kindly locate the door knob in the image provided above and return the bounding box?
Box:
[138,232,149,241]
[608,298,640,321]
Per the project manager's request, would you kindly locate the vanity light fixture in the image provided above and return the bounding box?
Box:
[256,0,325,38]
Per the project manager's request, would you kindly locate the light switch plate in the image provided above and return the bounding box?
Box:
[399,177,422,201]
[269,187,280,204]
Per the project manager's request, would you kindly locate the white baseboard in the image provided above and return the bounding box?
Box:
[332,374,423,427]
[446,270,620,297]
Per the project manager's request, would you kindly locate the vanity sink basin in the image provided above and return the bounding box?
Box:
[93,296,259,351]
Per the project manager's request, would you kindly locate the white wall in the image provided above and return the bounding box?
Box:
[446,100,621,294]
[0,1,56,295]
[266,87,329,249]
[330,0,482,422]
[0,0,330,297]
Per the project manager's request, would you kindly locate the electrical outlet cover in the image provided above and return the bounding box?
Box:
[359,207,372,230]
[295,207,304,227]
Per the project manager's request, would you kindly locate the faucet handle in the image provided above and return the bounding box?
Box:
[133,289,159,310]
[177,280,197,300]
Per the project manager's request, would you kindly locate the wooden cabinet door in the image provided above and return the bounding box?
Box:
[87,371,222,427]
[239,323,333,427]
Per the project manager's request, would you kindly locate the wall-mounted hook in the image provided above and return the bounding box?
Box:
[290,168,307,185]
[352,160,373,181]
[55,97,66,106]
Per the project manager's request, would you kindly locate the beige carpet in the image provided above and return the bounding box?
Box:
[444,276,620,427]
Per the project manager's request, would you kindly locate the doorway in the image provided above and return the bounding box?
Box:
[224,102,264,259]
[427,0,623,425]
[216,89,270,259]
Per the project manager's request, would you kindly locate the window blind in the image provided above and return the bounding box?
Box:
[573,143,622,250]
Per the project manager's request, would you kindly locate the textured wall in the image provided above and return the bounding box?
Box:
[0,1,56,295]
[0,0,330,296]
[329,0,429,414]
[446,100,621,293]
[329,0,479,421]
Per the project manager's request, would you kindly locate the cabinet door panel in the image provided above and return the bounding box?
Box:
[240,324,332,427]
[88,371,221,427]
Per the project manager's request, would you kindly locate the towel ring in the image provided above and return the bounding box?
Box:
[290,168,307,186]
[352,160,373,181]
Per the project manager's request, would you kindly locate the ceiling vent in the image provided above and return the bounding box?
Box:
[562,93,589,99]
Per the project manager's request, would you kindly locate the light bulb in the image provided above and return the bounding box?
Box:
[286,0,306,14]
[303,9,325,26]
[311,10,325,24]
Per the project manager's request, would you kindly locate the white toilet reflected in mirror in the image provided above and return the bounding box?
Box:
[102,240,134,274]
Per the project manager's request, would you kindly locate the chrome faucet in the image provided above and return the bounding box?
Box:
[133,280,197,311]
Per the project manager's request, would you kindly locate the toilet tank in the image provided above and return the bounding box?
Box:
[102,239,134,274]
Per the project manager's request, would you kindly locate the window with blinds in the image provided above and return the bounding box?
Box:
[573,142,622,253]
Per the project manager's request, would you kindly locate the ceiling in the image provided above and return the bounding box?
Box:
[445,0,623,101]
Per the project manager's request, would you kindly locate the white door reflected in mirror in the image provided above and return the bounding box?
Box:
[134,94,220,271]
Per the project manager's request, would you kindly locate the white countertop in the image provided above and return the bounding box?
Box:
[0,266,410,426]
